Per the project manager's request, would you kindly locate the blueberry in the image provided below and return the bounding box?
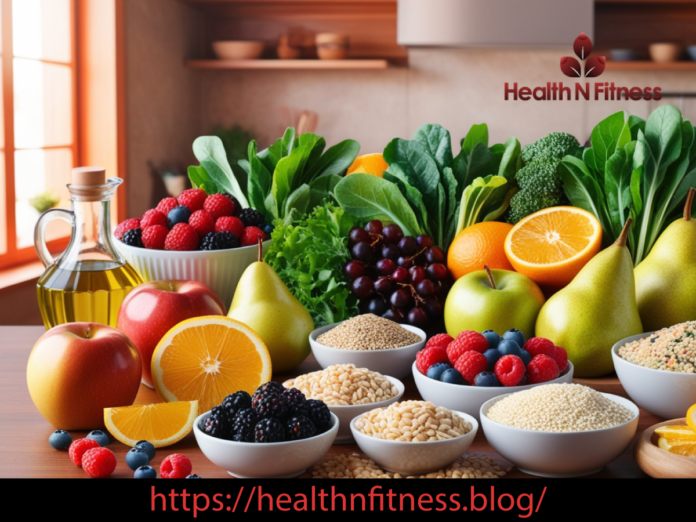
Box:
[426,362,452,381]
[167,205,191,228]
[126,447,150,470]
[186,474,202,479]
[519,349,532,366]
[86,430,109,447]
[473,371,501,387]
[482,330,501,348]
[48,430,72,450]
[498,339,522,357]
[440,368,464,385]
[134,465,157,479]
[263,224,274,240]
[483,349,502,372]
[503,329,525,348]
[135,440,156,461]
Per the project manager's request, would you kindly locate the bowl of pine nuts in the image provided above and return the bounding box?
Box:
[349,400,478,474]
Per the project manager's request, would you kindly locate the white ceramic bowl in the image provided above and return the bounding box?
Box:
[324,376,405,444]
[413,360,574,421]
[612,332,696,419]
[350,410,478,475]
[116,240,271,308]
[212,41,264,60]
[480,392,639,477]
[193,411,338,478]
[309,322,426,379]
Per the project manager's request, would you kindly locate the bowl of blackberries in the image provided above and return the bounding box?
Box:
[114,191,273,305]
[193,382,338,478]
[344,220,450,328]
[412,329,574,421]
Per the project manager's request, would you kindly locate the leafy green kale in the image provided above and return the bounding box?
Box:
[263,202,359,327]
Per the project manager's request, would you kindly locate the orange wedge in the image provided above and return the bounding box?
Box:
[658,437,696,457]
[151,316,272,413]
[655,425,696,441]
[104,401,198,448]
[347,153,388,177]
[504,206,602,288]
[688,404,696,433]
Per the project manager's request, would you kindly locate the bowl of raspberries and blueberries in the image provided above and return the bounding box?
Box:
[193,382,338,479]
[412,329,574,421]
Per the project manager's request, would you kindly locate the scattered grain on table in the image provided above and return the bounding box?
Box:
[618,321,696,373]
[316,314,422,350]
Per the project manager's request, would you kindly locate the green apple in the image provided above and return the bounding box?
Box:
[444,268,545,340]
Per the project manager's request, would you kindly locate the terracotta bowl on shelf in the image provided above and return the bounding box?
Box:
[649,43,682,63]
[212,41,264,60]
[634,418,696,478]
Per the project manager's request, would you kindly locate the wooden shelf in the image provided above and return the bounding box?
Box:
[186,58,392,70]
[608,61,696,69]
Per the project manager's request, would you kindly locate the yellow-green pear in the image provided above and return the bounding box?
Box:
[535,219,643,377]
[635,188,696,331]
[228,244,314,373]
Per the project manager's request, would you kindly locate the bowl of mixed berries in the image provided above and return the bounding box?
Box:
[412,330,574,421]
[193,382,338,478]
[114,190,272,305]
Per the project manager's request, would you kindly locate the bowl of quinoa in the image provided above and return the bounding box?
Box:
[480,384,639,477]
[613,324,696,420]
[309,314,426,379]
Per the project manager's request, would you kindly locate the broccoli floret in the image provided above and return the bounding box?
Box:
[508,132,581,224]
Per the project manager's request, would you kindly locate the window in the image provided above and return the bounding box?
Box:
[0,0,76,269]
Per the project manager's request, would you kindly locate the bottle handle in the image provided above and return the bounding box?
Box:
[34,209,74,268]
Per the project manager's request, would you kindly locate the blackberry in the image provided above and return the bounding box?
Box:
[202,406,232,439]
[239,208,266,228]
[232,408,260,442]
[222,193,242,218]
[121,228,143,248]
[284,416,317,441]
[306,399,332,433]
[251,381,285,408]
[289,403,309,418]
[254,418,284,443]
[199,231,239,251]
[282,388,306,410]
[254,393,289,421]
[223,390,252,411]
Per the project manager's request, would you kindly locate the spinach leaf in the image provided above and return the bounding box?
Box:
[590,110,632,178]
[187,165,218,194]
[461,123,489,155]
[559,156,612,237]
[383,169,431,236]
[604,142,635,241]
[308,175,341,211]
[413,124,453,173]
[192,136,249,207]
[305,139,361,179]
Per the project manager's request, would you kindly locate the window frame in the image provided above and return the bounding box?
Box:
[0,0,77,270]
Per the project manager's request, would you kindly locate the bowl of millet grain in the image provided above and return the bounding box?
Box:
[309,314,426,379]
[613,323,696,420]
[480,384,639,478]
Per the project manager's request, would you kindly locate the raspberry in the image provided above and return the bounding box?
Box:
[494,355,526,387]
[523,337,556,359]
[215,216,244,237]
[160,454,192,479]
[204,193,235,219]
[415,346,449,375]
[447,331,488,365]
[69,438,100,467]
[553,346,568,372]
[113,218,140,240]
[82,447,117,478]
[178,189,207,212]
[142,225,168,250]
[140,209,167,229]
[526,354,560,384]
[425,333,454,352]
[454,351,488,385]
[164,223,199,251]
[156,197,179,216]
[189,209,215,237]
[240,226,265,247]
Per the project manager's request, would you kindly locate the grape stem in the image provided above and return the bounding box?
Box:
[484,265,496,289]
[396,282,427,306]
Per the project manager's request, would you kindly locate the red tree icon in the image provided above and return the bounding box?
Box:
[561,33,605,78]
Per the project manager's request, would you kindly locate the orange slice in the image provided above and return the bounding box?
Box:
[151,316,272,412]
[687,404,696,433]
[104,401,198,448]
[504,206,602,288]
[658,437,696,457]
[347,153,388,177]
[655,425,696,441]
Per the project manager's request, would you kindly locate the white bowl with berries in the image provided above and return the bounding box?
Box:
[114,190,272,306]
[412,330,574,421]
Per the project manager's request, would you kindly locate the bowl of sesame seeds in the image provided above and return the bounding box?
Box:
[309,314,426,379]
[613,324,696,420]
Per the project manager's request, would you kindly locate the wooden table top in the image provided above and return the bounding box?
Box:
[0,326,657,479]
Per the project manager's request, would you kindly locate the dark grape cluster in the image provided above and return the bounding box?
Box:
[344,220,450,327]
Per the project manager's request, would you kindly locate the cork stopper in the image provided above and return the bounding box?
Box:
[72,167,106,186]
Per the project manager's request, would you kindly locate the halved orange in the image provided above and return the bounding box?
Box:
[504,206,602,288]
[151,316,272,413]
[655,424,696,441]
[347,153,388,177]
[688,403,696,433]
[658,437,696,457]
[104,401,198,448]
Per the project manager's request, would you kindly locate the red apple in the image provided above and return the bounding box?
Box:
[116,280,226,387]
[27,323,142,430]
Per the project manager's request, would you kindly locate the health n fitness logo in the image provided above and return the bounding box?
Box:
[505,33,662,101]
